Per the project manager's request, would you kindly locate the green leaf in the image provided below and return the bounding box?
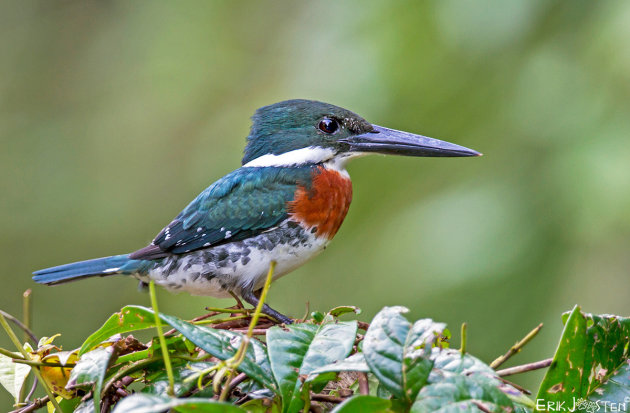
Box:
[0,352,30,402]
[429,348,494,381]
[537,306,586,403]
[411,374,515,413]
[111,394,245,413]
[141,361,215,397]
[428,348,536,408]
[308,353,370,379]
[67,346,117,412]
[56,397,81,412]
[377,381,393,399]
[586,359,630,408]
[580,312,630,394]
[537,306,630,407]
[115,348,150,364]
[267,320,357,413]
[83,305,275,389]
[311,312,325,323]
[363,306,445,405]
[147,334,194,358]
[328,306,361,318]
[330,395,392,412]
[239,398,281,413]
[80,306,157,355]
[74,399,95,413]
[158,311,275,390]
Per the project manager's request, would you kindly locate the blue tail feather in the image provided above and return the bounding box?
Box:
[33,254,137,285]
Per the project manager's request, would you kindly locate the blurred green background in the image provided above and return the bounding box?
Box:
[2,0,630,406]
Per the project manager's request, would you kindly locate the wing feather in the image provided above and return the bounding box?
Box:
[129,166,314,260]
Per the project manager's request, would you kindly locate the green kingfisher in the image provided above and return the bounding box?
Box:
[33,100,480,324]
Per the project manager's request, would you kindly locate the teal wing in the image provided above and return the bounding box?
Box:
[129,166,314,260]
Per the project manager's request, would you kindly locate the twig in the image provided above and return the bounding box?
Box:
[496,376,531,395]
[101,396,111,413]
[9,395,49,413]
[164,311,222,336]
[19,289,33,406]
[0,310,38,344]
[309,402,325,413]
[101,357,160,397]
[204,307,253,314]
[229,372,248,389]
[0,347,24,359]
[208,318,251,330]
[148,281,175,396]
[230,328,271,335]
[310,393,346,403]
[496,358,553,377]
[25,380,38,405]
[115,388,129,398]
[357,321,370,331]
[472,401,493,413]
[490,323,543,369]
[12,359,76,368]
[301,301,310,322]
[228,292,245,309]
[233,394,250,405]
[22,290,32,344]
[101,353,202,398]
[460,322,467,355]
[358,372,369,395]
[215,318,275,330]
[120,376,135,387]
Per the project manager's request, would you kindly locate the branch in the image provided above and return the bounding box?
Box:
[496,358,553,377]
[164,310,222,336]
[490,323,543,369]
[9,396,49,413]
[472,401,493,413]
[0,310,38,344]
[496,376,532,395]
[460,322,467,355]
[12,359,76,368]
[310,393,346,403]
[358,372,369,395]
[357,321,370,331]
[0,347,24,359]
[230,328,270,335]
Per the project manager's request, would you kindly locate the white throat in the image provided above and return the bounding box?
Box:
[243,146,336,168]
[243,146,368,178]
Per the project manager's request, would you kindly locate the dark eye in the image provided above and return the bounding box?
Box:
[318,118,339,134]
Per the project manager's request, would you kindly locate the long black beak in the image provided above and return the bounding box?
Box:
[340,125,481,157]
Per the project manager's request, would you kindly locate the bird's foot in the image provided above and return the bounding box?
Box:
[241,290,293,325]
[261,304,293,325]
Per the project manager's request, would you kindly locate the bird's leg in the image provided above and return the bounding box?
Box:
[240,290,293,325]
[137,281,149,292]
[228,291,245,309]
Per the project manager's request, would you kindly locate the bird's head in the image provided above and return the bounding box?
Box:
[241,99,480,167]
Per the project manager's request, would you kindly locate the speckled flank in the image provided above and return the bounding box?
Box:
[136,219,328,297]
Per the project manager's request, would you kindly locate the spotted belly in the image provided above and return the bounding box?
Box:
[137,220,327,297]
